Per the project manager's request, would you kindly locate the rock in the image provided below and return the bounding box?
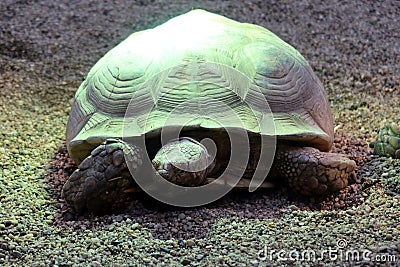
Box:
[181,259,191,265]
[346,210,356,215]
[160,247,171,253]
[196,254,204,261]
[126,229,134,235]
[43,230,51,236]
[111,240,123,246]
[186,239,195,247]
[131,223,141,230]
[25,233,34,239]
[114,215,123,222]
[142,258,151,263]
[178,239,185,247]
[11,251,22,258]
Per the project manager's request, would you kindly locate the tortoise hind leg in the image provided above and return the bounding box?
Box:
[273,145,356,195]
[62,140,142,214]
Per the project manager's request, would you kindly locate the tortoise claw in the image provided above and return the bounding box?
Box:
[273,145,356,196]
[62,140,142,214]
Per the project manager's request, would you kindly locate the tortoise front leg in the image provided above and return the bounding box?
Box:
[62,139,143,214]
[272,145,356,195]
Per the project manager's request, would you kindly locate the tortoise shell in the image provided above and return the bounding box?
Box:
[66,9,333,164]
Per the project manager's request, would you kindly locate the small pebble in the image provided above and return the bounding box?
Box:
[186,240,195,247]
[114,215,123,222]
[42,231,51,236]
[11,251,22,258]
[178,239,185,247]
[160,247,171,253]
[196,254,204,261]
[111,240,123,246]
[346,210,356,215]
[25,233,34,239]
[126,229,134,234]
[181,259,191,265]
[131,223,140,230]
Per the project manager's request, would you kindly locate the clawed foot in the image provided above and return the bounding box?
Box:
[274,145,356,195]
[62,137,214,214]
[61,140,142,214]
[373,123,400,158]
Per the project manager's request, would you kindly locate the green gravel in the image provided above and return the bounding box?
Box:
[1,0,399,266]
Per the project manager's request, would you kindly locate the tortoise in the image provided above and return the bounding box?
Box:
[62,9,356,214]
[372,123,400,158]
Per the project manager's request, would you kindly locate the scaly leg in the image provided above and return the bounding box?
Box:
[62,139,142,214]
[273,145,356,195]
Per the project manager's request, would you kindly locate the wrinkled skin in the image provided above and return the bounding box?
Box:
[62,138,356,214]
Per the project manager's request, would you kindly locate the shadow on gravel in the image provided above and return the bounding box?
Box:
[44,136,371,240]
[368,157,400,196]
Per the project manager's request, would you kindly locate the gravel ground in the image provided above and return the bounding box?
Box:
[1,0,399,266]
